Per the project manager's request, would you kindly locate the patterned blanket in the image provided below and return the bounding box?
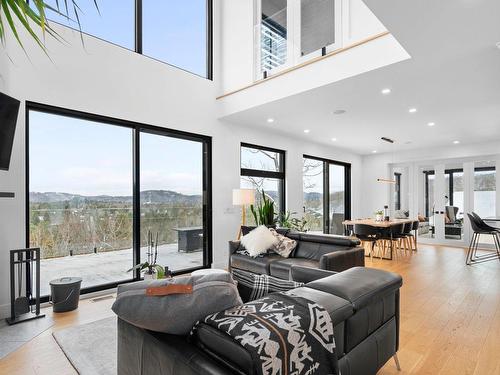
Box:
[232,268,304,301]
[197,292,337,375]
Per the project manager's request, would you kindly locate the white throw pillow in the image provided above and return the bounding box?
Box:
[240,225,278,257]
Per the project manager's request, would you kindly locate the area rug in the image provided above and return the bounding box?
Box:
[0,316,54,359]
[53,316,116,375]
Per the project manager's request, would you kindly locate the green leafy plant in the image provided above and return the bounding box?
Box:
[128,230,165,279]
[374,210,384,216]
[250,190,277,226]
[278,210,309,232]
[0,0,99,53]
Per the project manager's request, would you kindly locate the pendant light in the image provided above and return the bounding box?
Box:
[377,137,397,184]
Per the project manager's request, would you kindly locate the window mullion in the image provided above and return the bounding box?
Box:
[135,0,143,54]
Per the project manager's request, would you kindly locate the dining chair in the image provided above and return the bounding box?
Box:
[353,224,381,259]
[466,213,500,265]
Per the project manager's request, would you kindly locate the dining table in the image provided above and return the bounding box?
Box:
[342,218,417,260]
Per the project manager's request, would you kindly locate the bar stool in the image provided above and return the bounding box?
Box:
[466,213,500,265]
[353,224,381,259]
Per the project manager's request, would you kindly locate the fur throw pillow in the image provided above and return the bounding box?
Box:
[240,225,278,257]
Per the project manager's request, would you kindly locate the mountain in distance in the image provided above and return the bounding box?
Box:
[29,190,202,205]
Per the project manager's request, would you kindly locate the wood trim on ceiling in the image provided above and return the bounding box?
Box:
[216,31,391,100]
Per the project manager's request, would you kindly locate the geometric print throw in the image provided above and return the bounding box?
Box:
[195,292,337,375]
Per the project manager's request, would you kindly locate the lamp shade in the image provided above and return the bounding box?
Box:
[232,189,255,205]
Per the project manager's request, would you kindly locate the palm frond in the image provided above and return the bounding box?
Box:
[0,0,99,54]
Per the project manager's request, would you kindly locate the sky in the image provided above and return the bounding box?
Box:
[29,110,203,196]
[42,0,207,77]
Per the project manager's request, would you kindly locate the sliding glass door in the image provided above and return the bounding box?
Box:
[140,132,205,272]
[303,156,350,235]
[27,104,211,299]
[329,164,346,235]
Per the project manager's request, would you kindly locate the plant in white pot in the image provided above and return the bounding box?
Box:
[128,230,164,280]
[374,210,384,222]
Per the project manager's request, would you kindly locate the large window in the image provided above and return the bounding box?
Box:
[474,167,496,218]
[27,103,212,299]
[424,169,466,219]
[37,0,212,78]
[240,143,285,221]
[394,172,402,211]
[255,0,341,78]
[303,156,350,235]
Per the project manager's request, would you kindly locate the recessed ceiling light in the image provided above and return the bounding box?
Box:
[331,138,337,142]
[304,129,310,134]
[453,140,460,144]
[381,88,391,95]
[428,122,435,127]
[409,108,417,113]
[267,118,275,123]
[372,150,377,153]
[333,109,346,115]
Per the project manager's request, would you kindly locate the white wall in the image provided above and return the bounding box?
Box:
[360,141,500,218]
[0,17,362,318]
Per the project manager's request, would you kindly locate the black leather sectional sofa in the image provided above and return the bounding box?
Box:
[117,267,403,375]
[229,228,365,280]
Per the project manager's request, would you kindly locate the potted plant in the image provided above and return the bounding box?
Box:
[128,230,165,280]
[278,210,309,232]
[250,190,278,226]
[374,210,384,222]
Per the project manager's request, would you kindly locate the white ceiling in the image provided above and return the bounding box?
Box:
[224,0,500,155]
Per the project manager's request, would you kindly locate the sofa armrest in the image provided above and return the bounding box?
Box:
[229,240,241,255]
[228,241,241,272]
[290,265,336,283]
[319,247,365,272]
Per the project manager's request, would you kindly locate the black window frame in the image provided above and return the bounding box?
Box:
[423,166,495,217]
[303,155,351,234]
[28,0,213,80]
[240,142,286,213]
[394,172,402,211]
[26,101,212,302]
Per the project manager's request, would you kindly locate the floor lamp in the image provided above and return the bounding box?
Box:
[233,189,255,240]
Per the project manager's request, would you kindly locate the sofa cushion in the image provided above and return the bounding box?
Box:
[269,258,319,280]
[285,287,353,325]
[240,225,278,257]
[306,267,402,310]
[112,272,242,335]
[294,240,353,260]
[230,253,282,275]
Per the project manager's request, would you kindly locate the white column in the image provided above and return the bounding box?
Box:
[496,156,500,217]
[434,164,446,241]
[462,162,474,244]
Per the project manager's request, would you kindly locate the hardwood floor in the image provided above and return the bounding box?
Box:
[0,243,498,375]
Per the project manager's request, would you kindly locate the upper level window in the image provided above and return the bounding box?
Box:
[255,0,341,79]
[142,0,208,77]
[37,0,212,78]
[42,0,135,49]
[259,0,288,73]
